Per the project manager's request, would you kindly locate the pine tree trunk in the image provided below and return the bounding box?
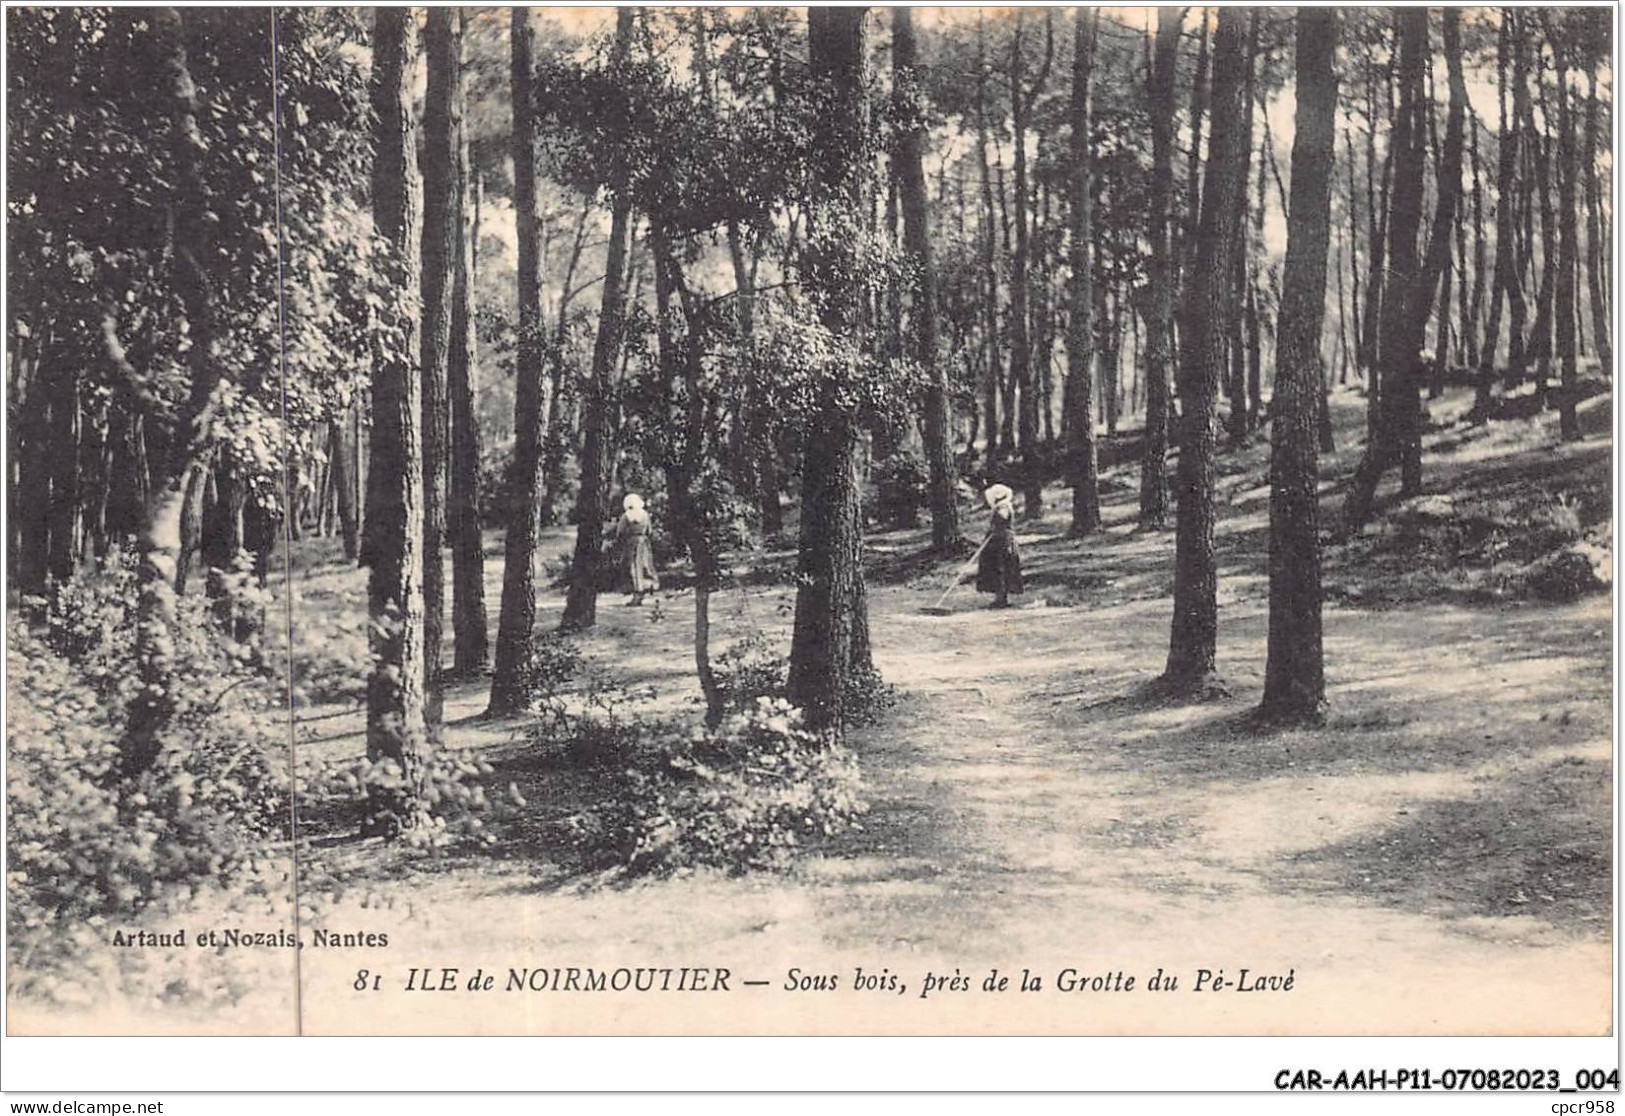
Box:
[1345,8,1462,527]
[1525,47,1557,400]
[975,15,1002,467]
[448,14,489,677]
[1476,11,1518,415]
[1551,19,1580,442]
[46,367,80,584]
[362,6,428,832]
[330,415,360,560]
[1139,7,1178,531]
[1505,11,1532,379]
[1010,12,1049,519]
[1165,8,1249,691]
[1262,7,1337,725]
[894,9,962,553]
[488,7,553,716]
[1583,65,1610,370]
[418,9,459,735]
[787,6,873,738]
[1466,107,1486,371]
[1065,8,1100,537]
[561,8,635,632]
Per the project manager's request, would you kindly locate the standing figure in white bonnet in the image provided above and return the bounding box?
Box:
[974,483,1024,609]
[614,493,660,606]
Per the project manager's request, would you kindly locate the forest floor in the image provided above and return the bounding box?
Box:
[17,383,1613,1036]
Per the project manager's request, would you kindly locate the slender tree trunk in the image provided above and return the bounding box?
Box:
[1344,133,1362,379]
[1139,7,1179,531]
[488,7,552,716]
[787,6,873,739]
[418,9,459,736]
[561,9,635,632]
[448,15,488,677]
[1465,107,1486,370]
[362,6,427,832]
[1010,11,1052,518]
[1525,45,1556,400]
[46,366,81,584]
[1262,7,1337,725]
[330,415,360,560]
[1181,8,1211,288]
[975,15,1001,466]
[1505,11,1532,380]
[1164,8,1249,691]
[1551,18,1580,442]
[1065,8,1100,537]
[1345,8,1462,527]
[1477,12,1517,414]
[894,9,961,552]
[1584,65,1610,370]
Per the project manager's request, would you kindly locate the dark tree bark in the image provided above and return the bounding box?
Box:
[1465,107,1486,372]
[894,8,962,552]
[1344,8,1462,529]
[1584,64,1611,371]
[787,6,874,738]
[1009,11,1054,518]
[975,14,1002,467]
[1065,8,1100,537]
[448,11,488,677]
[1164,7,1249,692]
[649,226,725,726]
[561,8,635,632]
[362,6,428,833]
[46,366,80,584]
[418,9,459,734]
[1524,42,1556,400]
[1505,11,1532,379]
[119,9,232,777]
[1476,11,1520,414]
[1262,7,1338,725]
[489,7,553,716]
[1550,16,1580,442]
[330,415,360,560]
[1181,8,1211,288]
[1344,133,1363,379]
[1224,12,1258,445]
[1139,7,1179,531]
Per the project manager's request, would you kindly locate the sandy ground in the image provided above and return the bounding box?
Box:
[11,386,1614,1036]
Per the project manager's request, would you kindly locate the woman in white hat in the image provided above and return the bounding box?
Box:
[615,493,660,605]
[974,483,1024,609]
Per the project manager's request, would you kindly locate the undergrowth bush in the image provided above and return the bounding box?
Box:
[566,698,866,876]
[8,575,289,1000]
[713,631,788,711]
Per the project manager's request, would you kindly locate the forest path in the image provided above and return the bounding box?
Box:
[292,386,1611,1034]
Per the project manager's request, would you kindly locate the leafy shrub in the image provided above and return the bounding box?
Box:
[567,698,866,876]
[873,448,929,527]
[297,748,522,852]
[7,616,288,999]
[842,662,898,728]
[713,631,788,712]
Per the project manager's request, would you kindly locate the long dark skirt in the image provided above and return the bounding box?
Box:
[975,532,1024,595]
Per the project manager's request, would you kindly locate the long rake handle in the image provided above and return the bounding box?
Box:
[929,535,991,611]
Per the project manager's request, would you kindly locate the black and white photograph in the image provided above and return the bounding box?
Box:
[3,3,1616,1047]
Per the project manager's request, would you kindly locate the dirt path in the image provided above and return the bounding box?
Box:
[31,388,1607,1037]
[293,390,1616,1035]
